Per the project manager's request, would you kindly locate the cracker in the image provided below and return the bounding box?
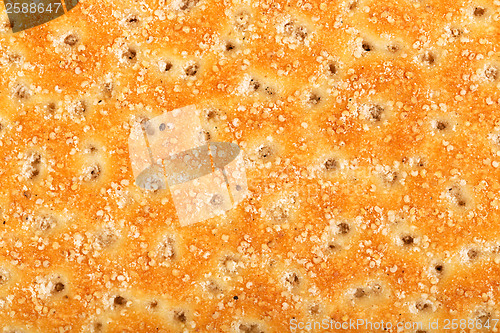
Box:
[1,0,500,331]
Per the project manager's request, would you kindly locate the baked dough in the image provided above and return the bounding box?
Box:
[0,0,500,332]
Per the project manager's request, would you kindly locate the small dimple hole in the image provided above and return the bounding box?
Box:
[206,109,220,121]
[401,235,414,245]
[435,264,443,273]
[436,121,447,130]
[285,272,300,288]
[38,215,57,231]
[383,171,398,184]
[90,165,100,178]
[473,6,486,17]
[249,79,260,91]
[88,145,98,154]
[369,104,383,121]
[4,19,14,30]
[284,21,308,42]
[174,310,187,323]
[468,249,479,260]
[477,310,492,324]
[52,282,65,293]
[309,304,320,315]
[144,122,156,136]
[328,62,337,75]
[179,0,199,11]
[46,102,56,112]
[308,92,321,105]
[264,86,275,96]
[485,65,498,81]
[64,34,79,46]
[450,28,462,37]
[163,61,173,72]
[0,268,10,284]
[185,63,199,76]
[448,185,467,208]
[83,164,101,182]
[126,15,139,24]
[24,151,41,180]
[221,256,240,273]
[326,242,338,253]
[234,11,250,30]
[362,41,373,52]
[95,228,118,249]
[354,288,365,298]
[201,129,211,141]
[103,82,113,98]
[387,44,399,53]
[93,322,103,332]
[159,237,175,261]
[210,193,223,206]
[422,51,435,65]
[371,284,382,294]
[338,222,350,234]
[114,296,127,306]
[324,158,338,170]
[294,26,307,42]
[14,84,30,100]
[225,42,235,51]
[123,48,137,62]
[267,239,276,249]
[8,53,21,63]
[206,280,223,294]
[239,324,263,333]
[284,21,294,35]
[416,301,431,311]
[270,205,288,223]
[258,146,273,159]
[74,100,86,114]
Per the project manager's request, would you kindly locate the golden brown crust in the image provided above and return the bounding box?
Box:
[0,0,500,332]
